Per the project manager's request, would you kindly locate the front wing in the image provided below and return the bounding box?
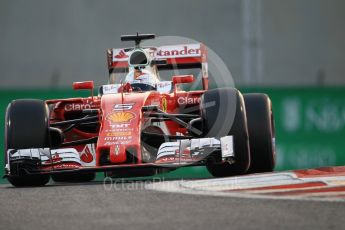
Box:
[5,136,234,177]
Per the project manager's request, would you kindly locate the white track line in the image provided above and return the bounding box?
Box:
[145,171,345,202]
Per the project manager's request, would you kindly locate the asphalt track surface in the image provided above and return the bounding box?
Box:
[0,178,344,230]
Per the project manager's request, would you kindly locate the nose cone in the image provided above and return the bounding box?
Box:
[96,92,151,165]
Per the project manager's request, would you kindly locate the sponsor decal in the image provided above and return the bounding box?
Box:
[161,96,168,112]
[157,82,171,88]
[53,163,80,169]
[103,136,133,145]
[102,84,121,94]
[156,81,172,93]
[105,141,129,145]
[107,111,135,123]
[106,131,132,136]
[113,103,135,111]
[104,136,133,141]
[156,44,201,58]
[64,103,91,111]
[114,50,128,59]
[109,123,131,129]
[106,128,133,133]
[177,96,201,105]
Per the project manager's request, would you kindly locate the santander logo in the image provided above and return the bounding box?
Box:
[156,44,201,58]
[114,50,128,59]
[112,44,201,62]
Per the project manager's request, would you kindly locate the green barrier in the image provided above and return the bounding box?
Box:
[1,87,345,183]
[242,87,345,171]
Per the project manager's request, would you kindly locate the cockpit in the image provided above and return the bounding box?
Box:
[102,33,207,95]
[108,48,162,92]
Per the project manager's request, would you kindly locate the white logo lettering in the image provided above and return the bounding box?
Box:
[177,97,201,105]
[156,45,201,58]
[64,103,91,111]
[113,103,135,111]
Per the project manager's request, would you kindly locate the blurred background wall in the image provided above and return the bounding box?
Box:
[1,0,344,88]
[1,0,345,178]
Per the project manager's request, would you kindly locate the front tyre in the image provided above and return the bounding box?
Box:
[244,94,276,173]
[7,175,50,187]
[202,88,250,177]
[5,99,51,187]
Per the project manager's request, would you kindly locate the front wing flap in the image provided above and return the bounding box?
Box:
[155,136,234,163]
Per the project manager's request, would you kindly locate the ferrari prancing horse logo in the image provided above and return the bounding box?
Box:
[161,97,167,112]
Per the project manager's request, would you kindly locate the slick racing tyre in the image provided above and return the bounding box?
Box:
[202,88,250,177]
[5,99,51,187]
[51,172,96,183]
[7,175,50,187]
[244,94,276,173]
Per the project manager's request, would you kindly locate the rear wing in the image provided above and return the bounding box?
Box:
[107,43,209,90]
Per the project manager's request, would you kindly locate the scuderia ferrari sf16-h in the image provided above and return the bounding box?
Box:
[4,34,276,187]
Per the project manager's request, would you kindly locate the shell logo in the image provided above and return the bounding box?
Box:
[107,111,135,123]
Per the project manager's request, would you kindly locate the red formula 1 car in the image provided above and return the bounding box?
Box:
[4,34,276,187]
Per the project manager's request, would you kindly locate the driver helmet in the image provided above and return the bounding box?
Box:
[125,68,159,87]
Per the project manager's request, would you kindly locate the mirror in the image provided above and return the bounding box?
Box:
[73,81,94,90]
[172,75,194,84]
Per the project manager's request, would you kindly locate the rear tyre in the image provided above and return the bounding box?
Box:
[244,94,276,173]
[51,173,96,183]
[202,88,250,177]
[5,99,51,187]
